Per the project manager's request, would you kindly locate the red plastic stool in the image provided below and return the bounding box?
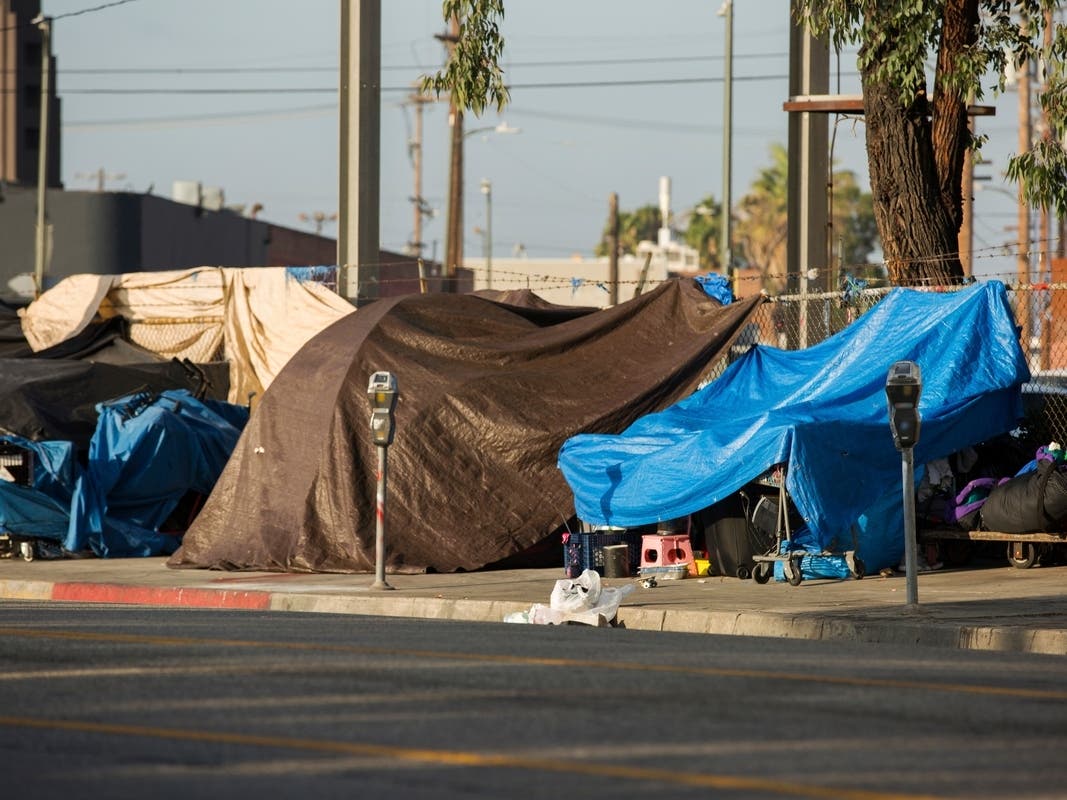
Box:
[640,534,695,570]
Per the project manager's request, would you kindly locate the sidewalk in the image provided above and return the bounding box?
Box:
[1,555,1066,655]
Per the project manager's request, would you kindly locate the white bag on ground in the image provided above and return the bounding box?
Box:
[503,569,635,625]
[549,569,603,612]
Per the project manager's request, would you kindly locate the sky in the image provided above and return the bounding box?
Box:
[44,0,1026,281]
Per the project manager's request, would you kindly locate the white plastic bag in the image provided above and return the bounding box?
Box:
[505,568,634,626]
[549,569,603,612]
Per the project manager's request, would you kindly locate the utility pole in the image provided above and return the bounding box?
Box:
[76,168,126,192]
[1017,52,1032,361]
[32,14,51,300]
[299,210,338,235]
[480,178,492,289]
[1041,11,1054,265]
[439,15,463,288]
[608,192,619,306]
[719,0,734,292]
[406,90,433,256]
[337,0,381,306]
[786,15,829,349]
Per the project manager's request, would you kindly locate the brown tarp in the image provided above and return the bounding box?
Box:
[168,278,764,573]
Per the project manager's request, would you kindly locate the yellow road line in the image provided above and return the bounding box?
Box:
[0,626,1063,701]
[0,714,947,800]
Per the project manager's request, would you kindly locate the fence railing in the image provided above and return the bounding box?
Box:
[724,281,1066,446]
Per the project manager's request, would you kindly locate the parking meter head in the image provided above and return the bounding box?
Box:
[367,371,398,446]
[886,361,922,450]
[368,371,398,412]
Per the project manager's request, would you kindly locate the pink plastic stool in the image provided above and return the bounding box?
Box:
[640,534,695,570]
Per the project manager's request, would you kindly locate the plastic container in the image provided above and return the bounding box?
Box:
[562,528,642,576]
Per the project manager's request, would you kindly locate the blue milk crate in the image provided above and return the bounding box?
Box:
[562,528,642,576]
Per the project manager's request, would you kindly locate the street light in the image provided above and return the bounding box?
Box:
[480,179,493,289]
[445,121,519,285]
[465,121,521,140]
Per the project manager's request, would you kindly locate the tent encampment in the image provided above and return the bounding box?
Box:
[1,389,247,557]
[16,267,355,404]
[168,278,763,573]
[558,281,1029,571]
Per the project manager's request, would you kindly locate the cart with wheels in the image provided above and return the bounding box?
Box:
[749,464,865,586]
[918,527,1067,570]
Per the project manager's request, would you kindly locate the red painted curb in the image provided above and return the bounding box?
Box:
[51,582,272,610]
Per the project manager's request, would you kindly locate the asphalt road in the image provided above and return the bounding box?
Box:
[1,601,1065,799]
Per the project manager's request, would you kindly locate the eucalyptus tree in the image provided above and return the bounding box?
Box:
[796,1,1065,284]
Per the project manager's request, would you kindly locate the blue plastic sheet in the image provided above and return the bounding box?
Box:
[0,390,247,557]
[558,282,1028,561]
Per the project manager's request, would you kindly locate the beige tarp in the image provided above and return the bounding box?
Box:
[18,267,354,404]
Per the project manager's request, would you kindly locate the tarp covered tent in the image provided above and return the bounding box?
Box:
[168,278,764,573]
[558,282,1029,569]
[0,357,229,448]
[16,267,355,404]
[0,389,247,557]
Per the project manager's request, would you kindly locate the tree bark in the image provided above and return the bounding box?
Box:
[932,0,980,233]
[859,7,966,285]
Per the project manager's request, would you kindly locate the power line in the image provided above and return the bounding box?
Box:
[53,0,141,21]
[0,0,141,32]
[64,103,336,130]
[24,51,790,76]
[10,72,805,97]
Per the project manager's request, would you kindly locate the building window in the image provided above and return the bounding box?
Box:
[24,127,39,150]
[24,84,40,110]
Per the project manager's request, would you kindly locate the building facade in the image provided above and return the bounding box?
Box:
[0,0,61,191]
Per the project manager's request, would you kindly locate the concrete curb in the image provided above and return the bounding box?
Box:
[3,577,1066,655]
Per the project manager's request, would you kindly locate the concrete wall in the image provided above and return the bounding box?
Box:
[0,187,454,305]
[0,188,275,302]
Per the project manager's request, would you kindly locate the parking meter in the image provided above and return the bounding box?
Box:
[886,360,922,606]
[367,371,398,447]
[367,371,398,590]
[886,361,922,451]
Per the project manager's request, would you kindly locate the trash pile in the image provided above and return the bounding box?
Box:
[504,569,634,627]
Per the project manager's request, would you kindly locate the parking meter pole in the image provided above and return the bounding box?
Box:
[367,371,397,591]
[901,447,918,606]
[372,444,394,590]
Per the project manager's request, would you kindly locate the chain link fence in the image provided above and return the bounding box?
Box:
[101,274,1066,446]
[722,282,1067,448]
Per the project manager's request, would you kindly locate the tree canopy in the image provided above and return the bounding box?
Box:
[420,0,510,115]
[797,0,1066,284]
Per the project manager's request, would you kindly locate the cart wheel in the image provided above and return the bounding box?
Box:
[641,577,658,589]
[19,542,33,563]
[735,565,751,580]
[785,556,804,586]
[1007,542,1038,570]
[752,561,772,584]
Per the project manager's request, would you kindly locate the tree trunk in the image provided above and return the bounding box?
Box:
[931,0,980,233]
[859,8,966,286]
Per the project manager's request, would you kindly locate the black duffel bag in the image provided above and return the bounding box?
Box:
[980,459,1067,533]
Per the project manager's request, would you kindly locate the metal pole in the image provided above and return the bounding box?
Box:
[33,16,52,300]
[1017,53,1032,363]
[337,0,381,305]
[901,447,918,606]
[481,179,492,289]
[719,1,733,292]
[372,445,394,590]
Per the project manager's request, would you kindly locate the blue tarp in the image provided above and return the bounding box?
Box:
[0,389,247,557]
[558,282,1029,565]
